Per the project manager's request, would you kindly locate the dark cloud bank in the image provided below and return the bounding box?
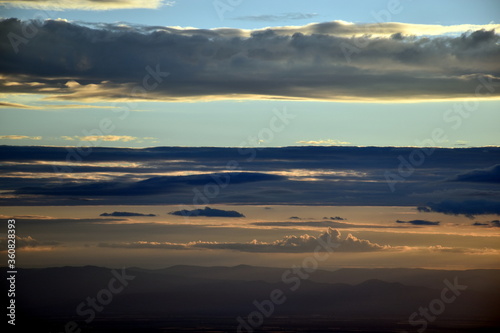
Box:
[1,146,499,218]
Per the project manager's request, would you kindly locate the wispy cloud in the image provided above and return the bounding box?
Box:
[0,101,117,109]
[60,135,151,142]
[0,0,168,10]
[0,101,32,108]
[0,135,42,140]
[0,235,59,250]
[234,12,319,22]
[297,139,351,146]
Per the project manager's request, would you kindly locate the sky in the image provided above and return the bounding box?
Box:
[0,0,499,270]
[0,0,499,148]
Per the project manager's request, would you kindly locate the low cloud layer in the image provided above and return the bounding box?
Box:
[99,228,388,253]
[0,235,59,250]
[1,146,499,208]
[1,19,499,102]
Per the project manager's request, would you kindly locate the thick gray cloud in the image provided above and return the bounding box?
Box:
[1,19,499,102]
[99,228,389,253]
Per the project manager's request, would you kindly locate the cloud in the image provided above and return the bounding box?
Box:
[0,101,32,108]
[13,172,286,197]
[396,219,440,226]
[61,135,144,142]
[234,13,319,22]
[7,217,126,225]
[454,140,469,146]
[252,221,409,229]
[471,220,500,228]
[472,222,489,226]
[297,139,351,146]
[169,206,245,218]
[0,102,118,109]
[452,165,500,183]
[2,145,500,207]
[0,235,59,250]
[323,216,346,221]
[99,228,389,253]
[100,211,156,217]
[0,0,168,10]
[418,200,500,218]
[423,245,500,255]
[0,135,42,140]
[1,19,499,103]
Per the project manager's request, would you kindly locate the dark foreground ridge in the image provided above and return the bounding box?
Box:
[4,265,500,332]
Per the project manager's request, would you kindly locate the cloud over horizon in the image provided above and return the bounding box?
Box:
[99,228,389,253]
[0,235,59,250]
[396,219,440,226]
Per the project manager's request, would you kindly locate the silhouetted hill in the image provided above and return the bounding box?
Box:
[4,265,500,332]
[149,265,500,292]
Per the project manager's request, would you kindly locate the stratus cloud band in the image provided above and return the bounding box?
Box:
[0,19,499,103]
